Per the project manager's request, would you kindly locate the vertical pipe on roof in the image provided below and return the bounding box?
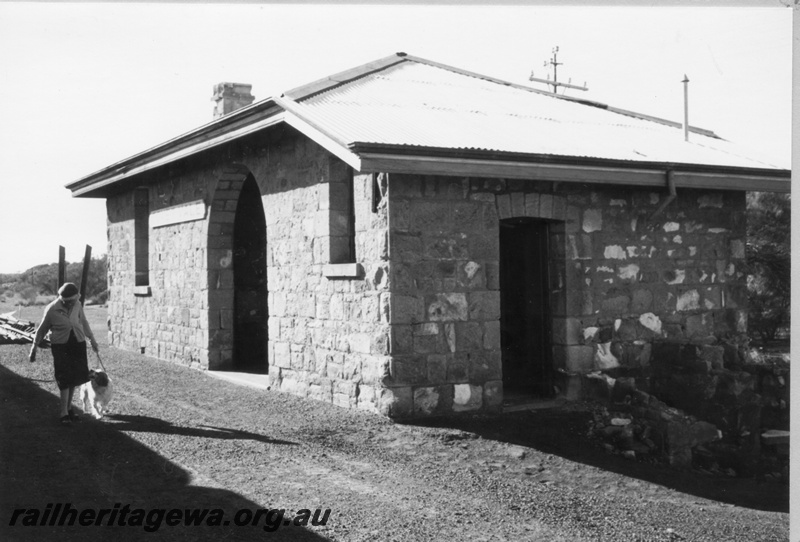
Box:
[682,75,690,142]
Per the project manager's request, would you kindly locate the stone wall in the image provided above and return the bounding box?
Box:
[106,127,391,413]
[107,184,211,365]
[107,143,748,420]
[262,163,391,414]
[551,186,746,371]
[382,174,748,418]
[385,176,507,417]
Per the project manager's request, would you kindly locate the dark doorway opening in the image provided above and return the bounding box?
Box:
[499,218,554,399]
[232,176,268,374]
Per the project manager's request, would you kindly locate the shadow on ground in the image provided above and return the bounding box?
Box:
[0,363,326,542]
[102,414,298,446]
[413,406,789,513]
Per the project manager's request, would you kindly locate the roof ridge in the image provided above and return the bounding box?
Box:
[282,53,407,102]
[401,53,722,140]
[282,52,720,139]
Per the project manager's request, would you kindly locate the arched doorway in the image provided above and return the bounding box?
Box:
[232,175,268,373]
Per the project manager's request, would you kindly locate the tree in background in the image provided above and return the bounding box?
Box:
[746,192,790,345]
[18,254,108,304]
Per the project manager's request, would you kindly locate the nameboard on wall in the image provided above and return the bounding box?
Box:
[150,200,207,228]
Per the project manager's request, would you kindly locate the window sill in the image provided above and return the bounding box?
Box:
[134,286,152,297]
[323,263,363,280]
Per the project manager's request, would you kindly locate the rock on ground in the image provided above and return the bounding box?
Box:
[0,319,789,541]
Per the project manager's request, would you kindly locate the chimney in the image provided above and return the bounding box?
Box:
[212,82,255,119]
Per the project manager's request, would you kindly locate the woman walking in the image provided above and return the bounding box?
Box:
[29,282,99,423]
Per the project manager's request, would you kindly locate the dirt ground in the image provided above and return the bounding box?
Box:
[0,306,789,541]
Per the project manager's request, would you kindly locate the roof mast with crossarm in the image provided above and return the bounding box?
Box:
[529,46,588,94]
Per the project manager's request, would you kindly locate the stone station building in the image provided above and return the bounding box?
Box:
[66,53,789,422]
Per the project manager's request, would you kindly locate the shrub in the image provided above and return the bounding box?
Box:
[746,192,790,345]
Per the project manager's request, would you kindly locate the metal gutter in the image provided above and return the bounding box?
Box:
[356,151,790,193]
[65,52,789,198]
[349,142,786,176]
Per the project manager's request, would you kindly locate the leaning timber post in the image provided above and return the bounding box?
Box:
[79,245,91,305]
[58,246,66,291]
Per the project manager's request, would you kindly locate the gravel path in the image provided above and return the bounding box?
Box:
[0,312,789,541]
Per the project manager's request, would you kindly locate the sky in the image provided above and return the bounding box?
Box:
[0,2,793,274]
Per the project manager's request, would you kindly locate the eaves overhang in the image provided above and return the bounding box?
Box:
[66,99,289,198]
[349,143,791,193]
[273,96,362,171]
[66,50,791,199]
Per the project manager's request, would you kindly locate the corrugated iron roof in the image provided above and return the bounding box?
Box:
[66,53,789,198]
[286,55,783,170]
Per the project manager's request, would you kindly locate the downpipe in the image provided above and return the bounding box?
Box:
[649,170,677,221]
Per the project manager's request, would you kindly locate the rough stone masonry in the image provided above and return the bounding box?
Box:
[382,174,747,422]
[105,129,749,421]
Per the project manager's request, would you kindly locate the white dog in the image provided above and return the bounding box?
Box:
[78,369,114,419]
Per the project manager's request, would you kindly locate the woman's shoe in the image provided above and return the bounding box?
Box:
[68,410,82,422]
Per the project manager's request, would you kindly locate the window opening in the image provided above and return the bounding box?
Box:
[134,187,149,286]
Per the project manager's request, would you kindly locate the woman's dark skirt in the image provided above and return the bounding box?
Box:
[51,331,90,390]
